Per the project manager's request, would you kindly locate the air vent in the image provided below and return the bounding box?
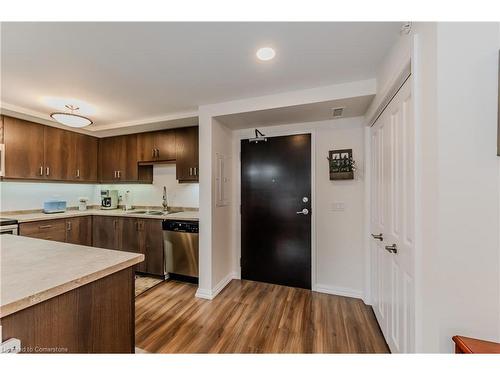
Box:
[332,107,344,118]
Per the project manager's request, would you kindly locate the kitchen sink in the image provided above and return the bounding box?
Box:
[126,210,166,215]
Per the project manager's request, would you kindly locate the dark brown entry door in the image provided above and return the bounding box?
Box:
[241,133,311,289]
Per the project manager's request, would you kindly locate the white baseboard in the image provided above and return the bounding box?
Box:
[195,272,237,300]
[313,284,364,300]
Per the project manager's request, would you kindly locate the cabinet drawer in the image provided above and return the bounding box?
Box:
[19,219,66,236]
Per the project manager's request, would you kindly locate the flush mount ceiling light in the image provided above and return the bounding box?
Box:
[50,105,93,128]
[256,47,276,61]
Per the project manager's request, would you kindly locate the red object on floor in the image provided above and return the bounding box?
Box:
[452,335,500,353]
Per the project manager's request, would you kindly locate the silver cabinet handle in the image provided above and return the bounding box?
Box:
[39,166,43,176]
[371,233,384,241]
[117,170,121,178]
[189,167,193,176]
[385,244,398,254]
[296,208,309,215]
[46,167,50,176]
[156,149,160,158]
[66,221,72,231]
[76,169,80,178]
[152,148,155,158]
[194,167,197,176]
[39,224,52,229]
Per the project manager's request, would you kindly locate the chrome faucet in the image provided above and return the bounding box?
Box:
[162,186,168,212]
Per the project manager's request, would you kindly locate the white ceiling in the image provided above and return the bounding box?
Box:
[215,95,374,130]
[1,22,400,129]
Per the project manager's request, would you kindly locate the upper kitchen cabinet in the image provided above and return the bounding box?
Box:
[74,133,98,182]
[2,116,98,182]
[175,126,199,182]
[137,129,176,163]
[98,134,149,183]
[2,116,45,179]
[43,125,74,180]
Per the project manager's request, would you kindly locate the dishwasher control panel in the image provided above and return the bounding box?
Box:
[162,220,199,233]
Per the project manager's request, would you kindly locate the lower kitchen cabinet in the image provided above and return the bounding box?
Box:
[19,219,67,242]
[119,217,164,276]
[65,216,92,246]
[19,216,92,245]
[92,215,121,250]
[21,215,164,277]
[142,219,164,276]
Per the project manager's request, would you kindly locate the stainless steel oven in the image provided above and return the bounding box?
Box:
[0,218,19,235]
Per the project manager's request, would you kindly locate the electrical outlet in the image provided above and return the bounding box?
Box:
[1,338,21,354]
[331,202,345,212]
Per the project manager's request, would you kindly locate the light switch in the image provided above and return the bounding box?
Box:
[331,202,345,212]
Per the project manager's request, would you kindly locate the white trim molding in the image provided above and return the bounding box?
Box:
[195,272,237,300]
[313,284,364,300]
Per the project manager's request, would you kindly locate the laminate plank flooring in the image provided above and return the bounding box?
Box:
[135,279,389,353]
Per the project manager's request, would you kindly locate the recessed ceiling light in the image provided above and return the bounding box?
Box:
[256,47,276,61]
[50,105,93,128]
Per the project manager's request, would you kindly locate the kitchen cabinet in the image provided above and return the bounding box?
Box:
[20,216,93,245]
[70,133,98,182]
[175,126,199,182]
[120,217,145,272]
[119,217,163,275]
[92,216,121,250]
[137,129,176,163]
[142,219,164,276]
[66,216,92,246]
[3,116,45,179]
[43,125,73,180]
[98,135,144,182]
[2,116,98,182]
[19,219,67,242]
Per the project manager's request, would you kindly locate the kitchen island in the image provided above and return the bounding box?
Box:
[0,235,144,353]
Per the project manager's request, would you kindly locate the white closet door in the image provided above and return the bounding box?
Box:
[370,79,415,353]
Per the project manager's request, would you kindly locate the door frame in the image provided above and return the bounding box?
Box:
[234,128,317,289]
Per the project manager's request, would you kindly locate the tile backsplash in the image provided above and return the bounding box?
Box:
[0,164,199,212]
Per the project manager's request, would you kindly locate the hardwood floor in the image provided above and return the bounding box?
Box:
[135,279,389,353]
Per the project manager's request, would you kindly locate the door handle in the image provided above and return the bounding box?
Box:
[371,233,384,241]
[296,208,309,215]
[46,167,50,176]
[39,166,44,176]
[189,167,193,176]
[152,148,155,158]
[385,244,398,254]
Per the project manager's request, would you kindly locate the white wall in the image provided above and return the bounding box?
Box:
[231,117,366,298]
[0,164,199,212]
[211,119,234,290]
[0,181,96,211]
[100,164,199,208]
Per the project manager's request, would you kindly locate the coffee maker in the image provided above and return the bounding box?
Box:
[101,190,118,210]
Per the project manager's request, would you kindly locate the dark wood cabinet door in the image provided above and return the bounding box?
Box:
[120,217,146,272]
[44,126,74,180]
[98,137,124,182]
[120,217,140,253]
[19,219,67,242]
[175,126,199,182]
[136,132,155,162]
[143,219,164,276]
[76,134,98,182]
[122,134,138,181]
[155,129,176,161]
[3,116,45,179]
[66,216,92,246]
[92,216,121,250]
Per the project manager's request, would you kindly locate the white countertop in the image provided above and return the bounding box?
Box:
[3,208,199,223]
[0,235,144,318]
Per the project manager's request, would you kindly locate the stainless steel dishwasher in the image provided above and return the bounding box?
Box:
[162,220,199,282]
